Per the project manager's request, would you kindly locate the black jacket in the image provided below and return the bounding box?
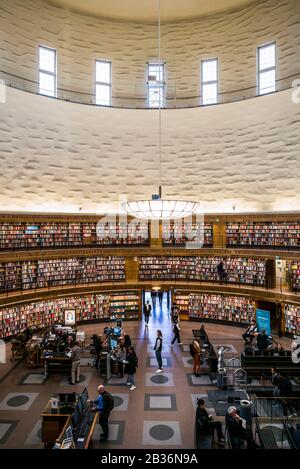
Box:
[144,304,152,316]
[225,414,244,438]
[196,407,212,436]
[154,337,163,352]
[94,391,113,416]
[257,333,268,351]
[124,352,138,375]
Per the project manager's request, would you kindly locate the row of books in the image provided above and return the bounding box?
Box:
[284,304,300,335]
[162,222,213,246]
[288,261,300,292]
[0,221,150,249]
[226,222,300,247]
[0,291,140,338]
[0,257,125,292]
[139,256,266,286]
[174,293,255,323]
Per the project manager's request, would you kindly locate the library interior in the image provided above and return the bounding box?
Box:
[0,0,300,453]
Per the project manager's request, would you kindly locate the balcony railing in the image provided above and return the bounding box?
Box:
[1,69,299,109]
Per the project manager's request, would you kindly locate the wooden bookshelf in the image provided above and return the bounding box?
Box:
[162,220,213,247]
[0,220,150,250]
[109,291,140,320]
[0,290,140,338]
[226,221,300,249]
[0,257,125,293]
[284,303,300,335]
[288,260,300,292]
[174,291,255,324]
[139,256,266,286]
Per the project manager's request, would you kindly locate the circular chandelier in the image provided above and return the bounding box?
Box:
[121,0,200,221]
[122,196,200,220]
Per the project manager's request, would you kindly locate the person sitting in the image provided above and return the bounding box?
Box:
[196,399,225,447]
[242,320,257,344]
[256,329,269,353]
[274,343,285,353]
[226,406,259,449]
[244,342,254,356]
[288,422,300,448]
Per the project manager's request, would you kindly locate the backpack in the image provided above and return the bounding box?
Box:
[107,393,115,412]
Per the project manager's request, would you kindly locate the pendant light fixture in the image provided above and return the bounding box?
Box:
[121,0,200,220]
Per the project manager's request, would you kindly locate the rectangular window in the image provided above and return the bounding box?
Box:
[95,60,111,106]
[39,46,56,97]
[201,58,218,105]
[148,63,165,108]
[258,42,276,95]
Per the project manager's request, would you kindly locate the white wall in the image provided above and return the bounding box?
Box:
[1,86,299,214]
[0,0,299,99]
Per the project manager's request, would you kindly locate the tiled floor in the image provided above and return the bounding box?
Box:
[0,294,293,449]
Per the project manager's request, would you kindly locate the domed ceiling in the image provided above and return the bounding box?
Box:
[49,0,258,22]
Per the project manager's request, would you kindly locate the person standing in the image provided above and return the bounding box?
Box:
[153,330,163,372]
[171,318,182,347]
[271,367,281,406]
[116,343,126,378]
[151,290,157,307]
[91,385,114,442]
[217,260,226,284]
[191,339,202,377]
[124,346,138,391]
[144,300,152,327]
[158,291,163,307]
[70,341,81,385]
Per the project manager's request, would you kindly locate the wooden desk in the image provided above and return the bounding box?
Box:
[84,413,98,449]
[56,411,98,449]
[43,355,72,379]
[41,400,74,448]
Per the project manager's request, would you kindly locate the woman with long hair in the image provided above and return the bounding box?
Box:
[153,330,163,372]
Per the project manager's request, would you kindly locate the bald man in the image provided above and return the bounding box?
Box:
[91,385,114,442]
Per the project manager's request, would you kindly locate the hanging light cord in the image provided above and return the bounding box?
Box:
[158,0,162,198]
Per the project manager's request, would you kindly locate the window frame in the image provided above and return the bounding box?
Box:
[147,62,165,108]
[201,58,218,106]
[38,45,57,98]
[95,59,112,106]
[257,41,276,96]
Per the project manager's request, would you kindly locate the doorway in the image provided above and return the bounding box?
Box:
[143,290,172,317]
[275,259,287,291]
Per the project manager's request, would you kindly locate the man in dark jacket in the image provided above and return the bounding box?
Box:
[92,385,114,442]
[226,406,258,449]
[279,374,297,417]
[171,319,182,346]
[196,399,225,447]
[256,329,269,352]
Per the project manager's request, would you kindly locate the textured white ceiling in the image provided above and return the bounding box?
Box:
[1,87,300,214]
[49,0,257,21]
